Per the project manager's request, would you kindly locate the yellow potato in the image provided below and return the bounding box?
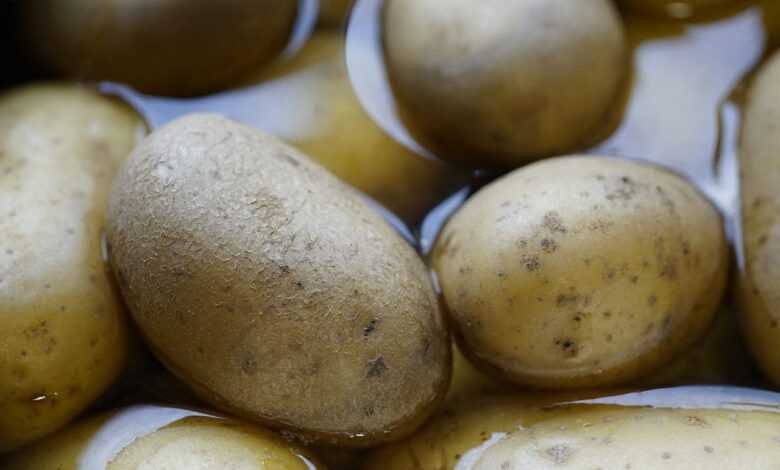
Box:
[0,84,142,451]
[19,1,298,96]
[105,113,450,447]
[244,31,466,224]
[739,49,780,387]
[383,0,626,168]
[4,405,323,469]
[365,387,780,470]
[432,156,728,389]
[319,0,354,27]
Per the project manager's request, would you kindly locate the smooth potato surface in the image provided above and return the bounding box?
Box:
[19,0,298,96]
[383,0,626,168]
[739,50,780,387]
[433,156,728,389]
[4,405,323,469]
[244,32,466,224]
[0,84,141,451]
[105,113,450,447]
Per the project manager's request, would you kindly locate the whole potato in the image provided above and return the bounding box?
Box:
[244,32,466,224]
[319,0,354,27]
[365,387,780,470]
[4,405,324,469]
[383,0,626,169]
[739,50,780,387]
[19,1,298,96]
[105,114,450,447]
[432,156,728,389]
[0,84,142,451]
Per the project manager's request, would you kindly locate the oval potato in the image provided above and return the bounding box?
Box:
[383,0,626,168]
[739,49,780,387]
[432,156,728,389]
[19,0,298,96]
[0,84,141,451]
[4,405,323,469]
[105,113,450,447]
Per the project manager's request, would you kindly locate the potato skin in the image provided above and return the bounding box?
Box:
[739,50,780,387]
[383,0,626,169]
[19,0,297,96]
[0,84,141,451]
[105,113,450,447]
[3,405,324,470]
[244,32,466,224]
[432,156,728,389]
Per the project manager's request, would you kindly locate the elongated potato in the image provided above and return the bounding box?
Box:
[19,1,298,96]
[365,387,780,470]
[0,84,142,451]
[383,0,626,168]
[4,405,323,469]
[433,156,728,389]
[244,32,466,224]
[105,113,450,447]
[739,50,780,387]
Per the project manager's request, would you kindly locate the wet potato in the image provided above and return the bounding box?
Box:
[3,405,324,469]
[383,0,627,168]
[433,156,729,389]
[0,84,142,451]
[105,114,451,447]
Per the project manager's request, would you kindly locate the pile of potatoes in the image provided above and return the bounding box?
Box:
[3,0,780,468]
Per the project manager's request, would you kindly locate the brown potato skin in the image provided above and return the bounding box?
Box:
[0,84,141,451]
[105,113,450,447]
[383,0,626,169]
[18,0,297,96]
[739,50,780,387]
[432,156,728,389]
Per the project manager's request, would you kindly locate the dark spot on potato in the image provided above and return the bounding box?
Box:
[643,323,654,335]
[543,211,567,234]
[366,356,387,378]
[596,174,606,181]
[630,275,638,284]
[520,254,541,271]
[241,356,259,375]
[686,416,708,426]
[501,201,511,208]
[497,271,507,279]
[605,334,613,342]
[501,461,512,470]
[648,295,657,306]
[541,238,558,253]
[603,311,612,318]
[704,446,714,453]
[557,293,580,307]
[294,281,304,289]
[771,320,778,328]
[363,319,378,337]
[282,153,300,167]
[363,405,375,417]
[759,235,769,246]
[662,452,671,460]
[554,338,578,357]
[660,261,678,280]
[545,444,573,464]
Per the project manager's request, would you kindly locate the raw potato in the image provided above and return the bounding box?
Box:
[4,405,323,469]
[105,114,450,447]
[383,0,626,168]
[432,156,728,389]
[365,387,780,470]
[739,50,780,386]
[0,84,141,451]
[19,0,298,96]
[319,0,354,27]
[244,32,466,224]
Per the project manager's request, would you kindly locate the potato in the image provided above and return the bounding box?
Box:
[3,405,324,469]
[739,50,780,387]
[365,387,780,470]
[383,0,626,168]
[244,32,466,224]
[432,156,728,389]
[618,0,738,17]
[0,84,142,451]
[18,1,298,96]
[319,0,354,27]
[105,113,450,447]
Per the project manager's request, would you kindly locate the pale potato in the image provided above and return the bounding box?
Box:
[739,49,780,387]
[432,156,728,389]
[105,113,450,447]
[0,84,142,451]
[383,0,626,168]
[4,405,323,469]
[244,31,466,224]
[19,1,298,96]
